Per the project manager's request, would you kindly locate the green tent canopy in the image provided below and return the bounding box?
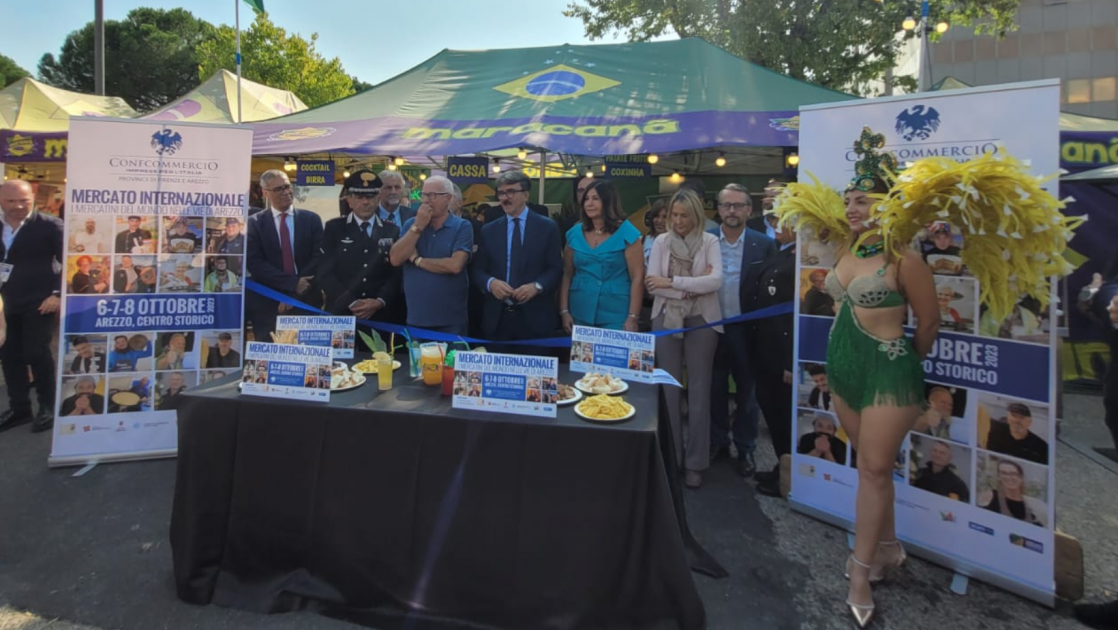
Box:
[251,38,855,159]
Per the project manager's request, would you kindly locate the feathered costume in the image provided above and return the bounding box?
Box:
[774,127,1082,411]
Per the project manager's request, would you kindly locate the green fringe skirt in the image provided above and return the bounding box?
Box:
[826,300,925,412]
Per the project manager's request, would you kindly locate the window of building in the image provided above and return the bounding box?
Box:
[1067,79,1091,104]
[1094,77,1116,103]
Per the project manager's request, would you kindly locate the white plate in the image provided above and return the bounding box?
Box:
[574,378,628,396]
[556,387,583,406]
[574,399,636,423]
[352,360,402,374]
[331,374,367,392]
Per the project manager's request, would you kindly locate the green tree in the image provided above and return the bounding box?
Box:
[351,75,374,93]
[0,53,30,88]
[37,8,214,111]
[196,13,355,108]
[564,0,1021,95]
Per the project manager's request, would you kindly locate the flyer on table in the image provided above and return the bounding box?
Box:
[241,342,332,402]
[788,81,1060,606]
[50,118,253,466]
[276,315,356,358]
[452,352,559,418]
[570,325,655,383]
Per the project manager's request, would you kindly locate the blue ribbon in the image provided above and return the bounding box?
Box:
[245,279,793,348]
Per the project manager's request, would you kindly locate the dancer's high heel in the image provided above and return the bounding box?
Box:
[845,554,875,628]
[870,540,907,583]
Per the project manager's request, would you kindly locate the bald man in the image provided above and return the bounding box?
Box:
[0,180,63,433]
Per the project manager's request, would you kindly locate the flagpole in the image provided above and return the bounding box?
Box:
[235,0,243,123]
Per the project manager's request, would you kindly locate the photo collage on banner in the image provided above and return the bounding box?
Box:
[790,81,1060,605]
[52,118,252,465]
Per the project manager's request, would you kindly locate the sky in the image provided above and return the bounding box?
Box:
[2,0,657,86]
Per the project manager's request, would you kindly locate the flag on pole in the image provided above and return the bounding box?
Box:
[242,0,264,14]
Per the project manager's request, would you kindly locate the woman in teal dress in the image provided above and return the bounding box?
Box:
[560,180,644,332]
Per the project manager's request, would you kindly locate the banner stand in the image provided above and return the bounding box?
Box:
[49,449,177,469]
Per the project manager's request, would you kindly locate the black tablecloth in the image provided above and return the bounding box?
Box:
[170,363,706,630]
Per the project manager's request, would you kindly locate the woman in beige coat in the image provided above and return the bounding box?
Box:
[645,189,723,488]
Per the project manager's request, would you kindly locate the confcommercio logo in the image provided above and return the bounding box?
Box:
[150,128,183,155]
[894,105,942,142]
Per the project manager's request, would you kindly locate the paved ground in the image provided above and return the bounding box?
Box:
[0,388,1114,630]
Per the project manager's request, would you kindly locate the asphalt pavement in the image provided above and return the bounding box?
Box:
[0,388,1114,630]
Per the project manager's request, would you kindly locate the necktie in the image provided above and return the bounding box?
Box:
[359,221,371,239]
[384,212,395,225]
[508,216,523,287]
[279,211,295,275]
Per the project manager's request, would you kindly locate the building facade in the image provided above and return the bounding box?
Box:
[929,0,1117,118]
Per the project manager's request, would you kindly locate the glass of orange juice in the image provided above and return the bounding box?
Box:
[377,357,393,390]
[420,343,444,386]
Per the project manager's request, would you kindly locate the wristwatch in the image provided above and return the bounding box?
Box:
[533,282,543,292]
[409,225,422,235]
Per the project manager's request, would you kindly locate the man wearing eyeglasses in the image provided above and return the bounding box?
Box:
[472,170,562,350]
[389,175,474,337]
[318,170,402,323]
[377,170,417,227]
[708,184,776,478]
[246,169,324,342]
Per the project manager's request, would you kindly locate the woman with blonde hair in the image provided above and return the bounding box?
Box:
[645,189,723,488]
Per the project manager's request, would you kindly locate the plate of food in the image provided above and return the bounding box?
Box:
[330,362,366,391]
[352,352,403,374]
[574,394,635,423]
[556,383,583,406]
[575,372,628,395]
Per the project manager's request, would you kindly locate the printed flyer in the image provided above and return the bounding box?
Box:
[570,325,655,383]
[276,315,356,358]
[241,342,332,402]
[452,352,558,418]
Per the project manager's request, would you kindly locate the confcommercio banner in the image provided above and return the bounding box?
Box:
[789,80,1060,606]
[50,117,252,466]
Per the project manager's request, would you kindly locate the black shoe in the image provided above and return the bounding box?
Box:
[735,452,757,478]
[0,408,33,433]
[710,445,732,463]
[31,409,54,434]
[754,464,779,484]
[756,476,782,498]
[1075,599,1118,630]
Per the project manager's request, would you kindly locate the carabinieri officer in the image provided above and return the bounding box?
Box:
[317,170,403,323]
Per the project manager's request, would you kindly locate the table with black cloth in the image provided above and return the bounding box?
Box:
[170,362,706,630]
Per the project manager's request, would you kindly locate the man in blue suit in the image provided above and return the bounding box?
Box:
[246,169,323,343]
[472,170,562,352]
[709,183,777,477]
[377,170,418,227]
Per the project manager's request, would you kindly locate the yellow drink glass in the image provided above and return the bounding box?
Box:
[377,357,393,390]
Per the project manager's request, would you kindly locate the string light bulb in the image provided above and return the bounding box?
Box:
[600,164,607,172]
[647,154,659,164]
[387,163,397,171]
[343,169,351,178]
[787,153,800,167]
[492,158,501,173]
[669,171,683,184]
[585,169,595,178]
[517,148,528,160]
[715,153,727,168]
[394,156,405,166]
[419,173,427,180]
[902,16,917,30]
[935,21,949,34]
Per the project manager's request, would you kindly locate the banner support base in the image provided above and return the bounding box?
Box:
[72,461,99,477]
[950,573,970,596]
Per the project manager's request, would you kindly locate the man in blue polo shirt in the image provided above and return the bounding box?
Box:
[389,175,473,336]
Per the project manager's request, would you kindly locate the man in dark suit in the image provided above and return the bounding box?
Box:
[708,184,777,477]
[471,170,562,351]
[0,180,63,432]
[747,179,785,237]
[318,170,403,322]
[481,200,550,224]
[749,211,798,497]
[246,169,323,343]
[377,170,417,227]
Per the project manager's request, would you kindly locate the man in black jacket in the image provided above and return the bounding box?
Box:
[246,169,323,342]
[317,171,403,323]
[749,212,797,497]
[0,180,63,432]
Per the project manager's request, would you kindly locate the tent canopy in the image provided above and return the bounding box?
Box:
[0,77,137,132]
[252,38,856,157]
[143,70,307,124]
[931,75,1118,134]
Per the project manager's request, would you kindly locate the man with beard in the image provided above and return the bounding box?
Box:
[203,256,240,292]
[70,218,106,253]
[377,170,417,228]
[708,183,775,477]
[60,376,105,417]
[211,217,245,255]
[205,332,241,368]
[165,218,199,253]
[115,215,151,253]
[985,402,1049,465]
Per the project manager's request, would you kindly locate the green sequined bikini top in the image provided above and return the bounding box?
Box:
[825,266,905,309]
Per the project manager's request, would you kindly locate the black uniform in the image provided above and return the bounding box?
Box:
[748,242,797,459]
[912,463,970,502]
[317,214,402,320]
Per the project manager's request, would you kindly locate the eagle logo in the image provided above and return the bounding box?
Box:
[151,129,184,155]
[895,105,941,141]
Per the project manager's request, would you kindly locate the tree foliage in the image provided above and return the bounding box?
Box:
[37,8,214,111]
[196,13,355,108]
[0,53,30,88]
[564,0,1022,95]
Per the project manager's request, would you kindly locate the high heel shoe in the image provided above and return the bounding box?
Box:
[845,554,875,628]
[870,540,907,583]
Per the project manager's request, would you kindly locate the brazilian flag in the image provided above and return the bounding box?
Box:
[242,0,264,14]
